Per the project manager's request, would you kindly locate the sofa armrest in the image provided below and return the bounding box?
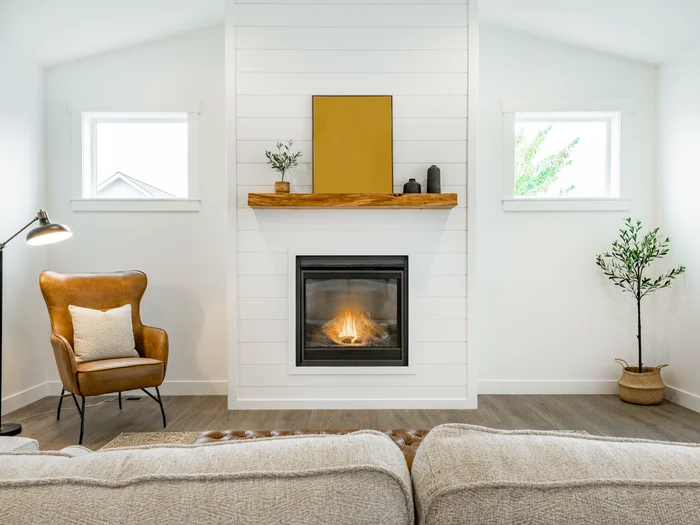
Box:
[141,325,169,374]
[51,333,79,394]
[0,437,39,452]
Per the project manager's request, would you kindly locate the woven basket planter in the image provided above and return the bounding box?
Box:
[615,359,668,405]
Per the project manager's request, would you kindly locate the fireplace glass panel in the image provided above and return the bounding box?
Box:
[305,277,399,349]
[296,255,408,367]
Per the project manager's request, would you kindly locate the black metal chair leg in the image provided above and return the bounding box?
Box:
[78,396,86,445]
[141,387,167,428]
[118,392,122,410]
[156,387,166,428]
[56,388,65,421]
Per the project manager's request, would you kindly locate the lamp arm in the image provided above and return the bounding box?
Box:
[0,214,40,250]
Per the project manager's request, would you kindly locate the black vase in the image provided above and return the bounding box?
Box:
[427,165,441,194]
[403,178,421,194]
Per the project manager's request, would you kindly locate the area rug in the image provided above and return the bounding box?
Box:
[101,429,589,450]
[101,432,201,449]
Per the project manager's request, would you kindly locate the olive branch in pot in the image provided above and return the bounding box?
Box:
[596,218,685,373]
[264,140,302,182]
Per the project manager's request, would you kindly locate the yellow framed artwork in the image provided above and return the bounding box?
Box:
[312,95,393,194]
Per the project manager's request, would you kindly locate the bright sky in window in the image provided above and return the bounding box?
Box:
[515,119,612,198]
[95,121,188,197]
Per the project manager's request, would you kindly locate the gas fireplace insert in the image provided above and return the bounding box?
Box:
[296,255,409,367]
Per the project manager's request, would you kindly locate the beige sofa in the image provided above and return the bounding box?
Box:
[2,424,700,525]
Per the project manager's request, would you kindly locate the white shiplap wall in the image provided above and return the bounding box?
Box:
[228,0,472,408]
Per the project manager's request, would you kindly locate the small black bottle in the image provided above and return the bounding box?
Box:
[403,178,421,194]
[427,165,441,194]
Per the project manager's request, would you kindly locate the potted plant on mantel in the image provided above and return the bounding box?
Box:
[596,218,685,405]
[265,140,302,193]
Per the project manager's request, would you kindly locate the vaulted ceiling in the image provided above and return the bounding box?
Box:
[0,0,698,67]
[480,0,700,64]
[0,0,224,66]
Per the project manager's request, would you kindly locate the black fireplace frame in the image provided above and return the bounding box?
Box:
[296,255,409,367]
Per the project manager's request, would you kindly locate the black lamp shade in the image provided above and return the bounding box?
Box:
[26,217,72,246]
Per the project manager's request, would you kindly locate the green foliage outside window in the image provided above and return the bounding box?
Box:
[514,125,580,197]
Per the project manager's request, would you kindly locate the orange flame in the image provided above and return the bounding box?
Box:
[338,308,358,344]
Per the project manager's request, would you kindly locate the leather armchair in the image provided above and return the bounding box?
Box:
[39,271,168,444]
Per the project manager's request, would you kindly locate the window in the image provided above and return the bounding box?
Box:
[503,108,629,211]
[72,110,199,212]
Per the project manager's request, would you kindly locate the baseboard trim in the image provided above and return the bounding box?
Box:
[665,385,700,414]
[2,380,227,415]
[234,398,476,410]
[1,382,51,416]
[41,380,228,397]
[479,379,619,395]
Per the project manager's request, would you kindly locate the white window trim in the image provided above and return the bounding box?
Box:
[501,99,633,212]
[69,102,201,212]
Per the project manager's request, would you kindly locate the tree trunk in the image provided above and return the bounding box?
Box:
[637,296,642,373]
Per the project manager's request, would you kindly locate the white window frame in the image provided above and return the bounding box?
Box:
[70,103,200,212]
[501,99,633,212]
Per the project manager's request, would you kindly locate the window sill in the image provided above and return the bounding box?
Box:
[71,199,201,212]
[502,197,632,212]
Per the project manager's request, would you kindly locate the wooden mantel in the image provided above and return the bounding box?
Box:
[247,193,458,209]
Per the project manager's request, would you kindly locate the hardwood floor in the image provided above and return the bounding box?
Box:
[5,394,700,451]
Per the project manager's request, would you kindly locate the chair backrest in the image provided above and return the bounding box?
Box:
[39,271,148,347]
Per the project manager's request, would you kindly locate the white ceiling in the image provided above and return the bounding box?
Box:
[480,0,700,65]
[0,0,224,67]
[0,0,698,67]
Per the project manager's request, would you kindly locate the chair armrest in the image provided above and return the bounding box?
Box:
[50,333,79,394]
[141,325,169,374]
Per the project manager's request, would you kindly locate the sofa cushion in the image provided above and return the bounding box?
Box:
[0,431,413,525]
[412,424,700,525]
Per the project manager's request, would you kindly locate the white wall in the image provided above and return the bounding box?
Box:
[45,27,228,395]
[0,42,49,414]
[478,25,658,393]
[656,41,700,412]
[227,0,473,408]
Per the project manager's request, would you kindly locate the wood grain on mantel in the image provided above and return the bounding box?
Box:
[247,193,458,209]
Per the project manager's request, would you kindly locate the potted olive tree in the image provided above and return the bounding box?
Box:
[596,218,685,405]
[265,140,302,193]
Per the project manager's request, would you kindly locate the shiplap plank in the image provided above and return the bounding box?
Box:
[238,386,467,400]
[236,49,468,73]
[394,163,467,186]
[236,117,466,141]
[239,320,287,342]
[236,27,468,51]
[239,298,287,320]
[414,319,467,342]
[236,95,468,118]
[415,275,468,298]
[234,4,468,28]
[236,0,467,5]
[237,208,467,231]
[413,298,467,320]
[237,73,468,96]
[394,141,467,163]
[411,253,467,275]
[238,139,312,162]
[411,342,468,364]
[238,252,288,275]
[237,230,467,253]
[238,276,288,297]
[239,364,467,387]
[239,342,287,365]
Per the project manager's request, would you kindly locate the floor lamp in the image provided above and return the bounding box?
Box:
[0,209,72,436]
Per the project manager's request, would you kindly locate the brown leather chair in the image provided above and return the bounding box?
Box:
[39,271,168,444]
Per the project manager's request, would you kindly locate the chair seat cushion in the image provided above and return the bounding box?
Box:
[77,358,164,396]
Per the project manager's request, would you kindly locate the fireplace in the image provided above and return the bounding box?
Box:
[296,255,409,367]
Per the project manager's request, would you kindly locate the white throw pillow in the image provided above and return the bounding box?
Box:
[68,304,139,364]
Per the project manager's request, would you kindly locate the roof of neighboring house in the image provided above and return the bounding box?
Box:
[97,171,175,198]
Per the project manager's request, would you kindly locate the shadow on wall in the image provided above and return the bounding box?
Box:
[145,285,206,379]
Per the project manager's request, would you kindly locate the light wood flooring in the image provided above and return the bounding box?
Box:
[5,394,700,450]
